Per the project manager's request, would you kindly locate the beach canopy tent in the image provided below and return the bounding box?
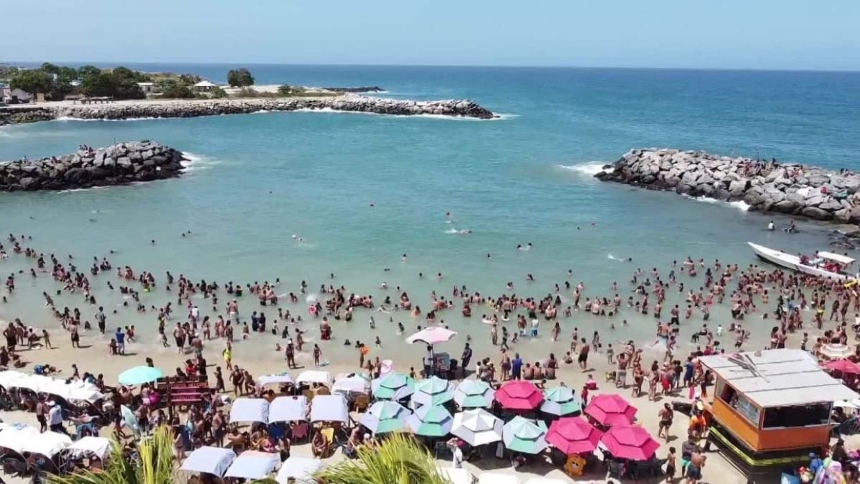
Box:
[451,408,503,446]
[269,396,308,423]
[66,436,112,460]
[0,427,71,457]
[0,371,104,403]
[229,398,270,423]
[181,446,237,476]
[257,373,294,387]
[0,426,42,454]
[478,473,521,484]
[437,467,475,484]
[224,450,280,479]
[332,373,371,395]
[454,379,495,409]
[406,326,457,345]
[275,456,326,483]
[310,395,349,423]
[296,370,333,387]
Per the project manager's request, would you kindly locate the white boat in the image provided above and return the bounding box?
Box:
[748,242,857,281]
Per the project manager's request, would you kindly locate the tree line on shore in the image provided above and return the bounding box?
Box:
[1,63,265,101]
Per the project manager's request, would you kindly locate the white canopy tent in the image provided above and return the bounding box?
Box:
[269,396,308,423]
[276,456,326,483]
[525,479,568,484]
[0,426,41,454]
[310,395,349,423]
[66,437,112,460]
[0,371,104,403]
[332,374,371,395]
[437,467,474,484]
[229,398,270,423]
[22,430,72,457]
[223,450,280,479]
[181,446,237,476]
[478,473,521,484]
[296,370,333,387]
[257,374,294,387]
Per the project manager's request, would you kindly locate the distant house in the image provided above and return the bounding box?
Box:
[137,82,157,95]
[10,88,32,102]
[193,80,217,92]
[0,83,9,100]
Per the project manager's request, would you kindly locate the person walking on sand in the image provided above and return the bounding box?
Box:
[686,447,705,484]
[657,403,674,440]
[577,338,590,371]
[313,344,322,367]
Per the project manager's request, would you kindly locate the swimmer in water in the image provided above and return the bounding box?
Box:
[767,221,775,231]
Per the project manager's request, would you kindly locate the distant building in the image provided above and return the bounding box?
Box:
[193,80,217,92]
[137,82,157,95]
[9,88,32,102]
[0,83,10,102]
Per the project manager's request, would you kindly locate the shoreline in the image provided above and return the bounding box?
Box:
[596,148,860,227]
[0,95,497,124]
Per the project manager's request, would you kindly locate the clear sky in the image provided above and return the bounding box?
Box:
[3,0,859,70]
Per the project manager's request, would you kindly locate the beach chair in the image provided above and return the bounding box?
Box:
[352,394,369,412]
[291,421,310,442]
[320,427,335,458]
[607,460,624,481]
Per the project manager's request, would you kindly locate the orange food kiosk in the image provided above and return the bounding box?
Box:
[698,349,858,478]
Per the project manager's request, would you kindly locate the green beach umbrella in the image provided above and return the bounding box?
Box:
[360,401,411,434]
[541,386,582,416]
[502,416,548,454]
[406,405,454,437]
[411,376,455,407]
[453,379,495,408]
[118,366,164,386]
[371,373,415,401]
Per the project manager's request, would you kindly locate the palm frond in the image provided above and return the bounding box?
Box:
[313,433,451,484]
[49,427,176,484]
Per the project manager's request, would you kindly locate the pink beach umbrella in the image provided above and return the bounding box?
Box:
[406,327,457,345]
[823,359,860,375]
[495,381,543,411]
[600,424,660,461]
[546,417,603,455]
[584,394,637,426]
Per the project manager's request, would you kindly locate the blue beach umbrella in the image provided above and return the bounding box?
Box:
[406,405,454,437]
[453,380,495,409]
[371,373,415,401]
[541,386,582,416]
[118,366,164,386]
[360,401,411,434]
[411,376,455,407]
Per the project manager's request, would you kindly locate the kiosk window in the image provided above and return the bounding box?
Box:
[718,383,760,425]
[762,404,831,428]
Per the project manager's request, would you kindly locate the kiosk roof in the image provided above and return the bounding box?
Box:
[699,349,859,407]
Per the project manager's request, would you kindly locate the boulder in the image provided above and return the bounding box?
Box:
[801,206,832,220]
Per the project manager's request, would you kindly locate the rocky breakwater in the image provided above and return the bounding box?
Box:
[0,141,186,192]
[595,149,860,224]
[51,96,496,120]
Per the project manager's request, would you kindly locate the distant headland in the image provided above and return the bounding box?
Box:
[596,148,860,225]
[0,63,496,123]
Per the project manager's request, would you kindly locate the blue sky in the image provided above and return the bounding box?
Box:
[3,0,859,70]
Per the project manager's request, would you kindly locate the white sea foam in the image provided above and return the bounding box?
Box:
[57,186,110,194]
[559,162,611,176]
[444,228,459,234]
[607,253,624,261]
[684,195,751,212]
[181,152,221,173]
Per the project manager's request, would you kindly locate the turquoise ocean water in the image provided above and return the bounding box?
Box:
[1,65,859,364]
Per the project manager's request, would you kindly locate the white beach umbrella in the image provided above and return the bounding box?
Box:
[822,343,854,360]
[451,409,503,446]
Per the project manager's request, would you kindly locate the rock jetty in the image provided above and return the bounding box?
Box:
[0,96,495,125]
[0,141,186,192]
[595,149,860,224]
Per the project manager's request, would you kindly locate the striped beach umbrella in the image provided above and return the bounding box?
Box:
[406,405,454,437]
